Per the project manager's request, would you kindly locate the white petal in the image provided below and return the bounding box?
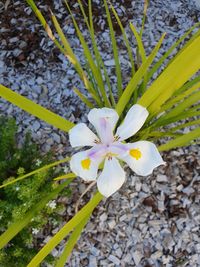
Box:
[97,157,126,197]
[116,104,149,141]
[88,108,119,144]
[69,123,99,147]
[70,149,103,181]
[121,141,165,176]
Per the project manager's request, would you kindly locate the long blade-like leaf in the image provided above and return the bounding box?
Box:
[73,88,94,109]
[147,22,200,83]
[0,85,74,132]
[0,157,70,188]
[27,192,103,267]
[55,214,90,267]
[139,34,200,113]
[116,33,166,116]
[159,127,200,151]
[50,10,102,106]
[103,0,122,97]
[110,4,135,75]
[64,1,110,107]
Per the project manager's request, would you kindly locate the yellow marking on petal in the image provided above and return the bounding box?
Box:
[81,158,91,170]
[129,148,142,160]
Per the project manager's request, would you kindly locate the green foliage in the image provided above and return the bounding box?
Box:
[0,117,68,266]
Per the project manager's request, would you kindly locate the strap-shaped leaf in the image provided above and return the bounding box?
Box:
[0,178,75,249]
[103,0,122,97]
[0,157,70,188]
[147,22,200,83]
[110,4,135,75]
[27,192,103,267]
[55,214,90,267]
[139,35,200,113]
[0,84,74,132]
[159,127,200,151]
[116,33,165,116]
[64,1,110,107]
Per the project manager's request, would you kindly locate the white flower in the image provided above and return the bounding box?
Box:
[46,200,57,210]
[32,228,40,235]
[69,104,165,197]
[35,159,42,166]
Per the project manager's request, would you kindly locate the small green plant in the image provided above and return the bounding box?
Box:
[0,117,69,266]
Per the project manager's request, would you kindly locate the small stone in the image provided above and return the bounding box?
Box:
[67,27,75,34]
[99,213,107,222]
[36,77,44,85]
[132,251,143,265]
[157,174,168,182]
[151,250,163,259]
[88,255,97,267]
[108,219,116,229]
[32,121,40,132]
[9,37,19,43]
[91,247,100,257]
[104,59,115,66]
[53,133,61,143]
[0,61,4,68]
[67,69,75,75]
[108,255,120,265]
[135,181,142,192]
[13,48,22,57]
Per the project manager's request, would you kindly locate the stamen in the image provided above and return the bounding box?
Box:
[106,152,118,160]
[114,135,120,141]
[94,139,101,144]
[129,148,142,160]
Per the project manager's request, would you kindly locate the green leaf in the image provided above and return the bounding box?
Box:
[56,214,90,267]
[158,127,200,151]
[103,0,122,97]
[152,108,200,129]
[110,4,135,75]
[0,178,74,249]
[116,33,166,116]
[26,0,65,53]
[0,84,74,132]
[50,9,102,106]
[73,88,94,109]
[160,90,200,120]
[147,22,200,83]
[0,157,70,188]
[27,192,103,267]
[129,22,148,96]
[170,119,200,132]
[88,0,116,107]
[130,23,146,62]
[160,80,200,112]
[64,1,110,107]
[139,34,200,114]
[53,173,76,181]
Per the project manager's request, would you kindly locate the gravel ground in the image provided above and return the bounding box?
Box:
[0,1,200,266]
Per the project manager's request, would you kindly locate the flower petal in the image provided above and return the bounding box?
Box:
[97,157,126,197]
[120,141,165,176]
[116,104,149,141]
[70,149,103,181]
[69,123,99,147]
[88,108,119,144]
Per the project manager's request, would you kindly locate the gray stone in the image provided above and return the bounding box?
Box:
[32,121,40,132]
[108,255,120,265]
[36,77,44,85]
